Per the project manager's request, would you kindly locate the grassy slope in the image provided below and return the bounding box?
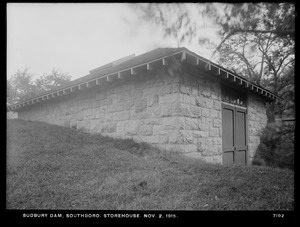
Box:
[6,120,294,210]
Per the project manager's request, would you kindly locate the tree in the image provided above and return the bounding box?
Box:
[7,68,72,106]
[132,3,210,48]
[217,31,294,89]
[133,3,295,121]
[7,68,38,105]
[216,27,294,121]
[132,3,295,57]
[209,3,295,57]
[35,68,72,92]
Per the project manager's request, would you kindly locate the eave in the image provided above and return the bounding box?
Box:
[8,48,281,112]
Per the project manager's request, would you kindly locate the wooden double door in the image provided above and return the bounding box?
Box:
[222,103,248,165]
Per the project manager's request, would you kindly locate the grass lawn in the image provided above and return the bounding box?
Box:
[6,119,294,210]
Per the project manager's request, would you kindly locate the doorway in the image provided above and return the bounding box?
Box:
[222,103,248,165]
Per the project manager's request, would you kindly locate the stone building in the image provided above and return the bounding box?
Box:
[8,47,280,165]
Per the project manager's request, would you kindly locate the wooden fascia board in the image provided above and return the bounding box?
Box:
[184,50,279,101]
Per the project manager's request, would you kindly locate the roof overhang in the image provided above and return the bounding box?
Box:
[8,48,281,112]
[180,49,282,102]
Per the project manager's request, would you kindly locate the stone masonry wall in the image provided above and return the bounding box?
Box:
[17,62,267,165]
[17,64,223,163]
[247,93,268,163]
[158,65,223,163]
[18,66,182,147]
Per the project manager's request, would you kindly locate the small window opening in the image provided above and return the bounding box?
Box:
[221,84,247,107]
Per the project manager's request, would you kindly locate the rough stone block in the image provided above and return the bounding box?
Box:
[179,144,198,153]
[62,119,71,128]
[208,145,222,155]
[169,131,184,144]
[143,86,157,97]
[193,130,209,138]
[191,85,198,96]
[116,121,125,135]
[153,125,168,135]
[82,100,90,110]
[131,111,152,120]
[77,120,90,131]
[185,118,198,130]
[155,144,182,153]
[140,136,159,144]
[197,138,207,152]
[95,92,107,101]
[210,110,219,119]
[182,130,193,144]
[103,113,112,122]
[201,87,211,98]
[95,108,105,119]
[179,85,191,95]
[112,111,130,121]
[148,95,159,107]
[122,83,135,92]
[99,97,113,106]
[77,112,83,121]
[138,125,153,136]
[135,98,147,113]
[130,89,143,100]
[198,121,209,131]
[184,94,196,105]
[125,120,140,136]
[158,135,169,144]
[195,96,204,107]
[109,103,124,113]
[212,138,222,145]
[174,103,190,117]
[70,104,79,113]
[153,104,173,118]
[159,93,178,104]
[101,123,117,133]
[213,119,222,128]
[125,100,135,110]
[163,117,184,130]
[203,98,214,109]
[190,105,201,118]
[89,119,102,133]
[143,118,162,125]
[108,94,118,103]
[201,108,210,117]
[213,100,221,110]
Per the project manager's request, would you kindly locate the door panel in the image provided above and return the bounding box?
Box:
[222,104,248,165]
[235,110,246,147]
[235,108,247,165]
[222,105,235,165]
[236,150,246,165]
[223,152,234,165]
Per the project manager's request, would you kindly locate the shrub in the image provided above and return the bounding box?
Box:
[253,121,294,170]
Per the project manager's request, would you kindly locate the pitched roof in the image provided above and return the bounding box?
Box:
[8,47,281,111]
[31,47,185,97]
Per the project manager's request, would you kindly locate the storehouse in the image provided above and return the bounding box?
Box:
[8,47,281,165]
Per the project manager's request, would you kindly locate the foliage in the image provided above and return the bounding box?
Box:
[216,14,294,121]
[210,3,295,56]
[133,3,295,121]
[132,3,295,54]
[217,33,294,87]
[35,68,72,92]
[7,68,71,106]
[253,122,294,170]
[132,3,199,47]
[7,119,294,210]
[7,68,38,105]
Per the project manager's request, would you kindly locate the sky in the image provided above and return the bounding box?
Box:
[7,3,220,81]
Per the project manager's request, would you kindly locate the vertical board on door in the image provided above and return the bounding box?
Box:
[222,104,248,165]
